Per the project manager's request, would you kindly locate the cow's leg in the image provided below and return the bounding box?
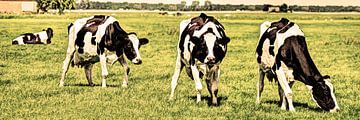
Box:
[278,82,286,110]
[99,54,108,88]
[256,69,266,104]
[84,64,94,86]
[118,55,130,87]
[206,65,220,106]
[60,47,75,87]
[191,65,202,103]
[170,55,184,100]
[275,67,295,111]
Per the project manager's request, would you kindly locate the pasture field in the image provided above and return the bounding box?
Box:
[0,12,360,119]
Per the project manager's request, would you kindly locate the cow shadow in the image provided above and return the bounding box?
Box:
[189,96,228,107]
[264,100,323,112]
[66,83,119,87]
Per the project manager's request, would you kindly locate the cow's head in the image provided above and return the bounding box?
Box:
[191,22,230,64]
[310,75,340,112]
[123,32,149,64]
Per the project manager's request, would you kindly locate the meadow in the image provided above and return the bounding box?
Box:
[0,12,360,119]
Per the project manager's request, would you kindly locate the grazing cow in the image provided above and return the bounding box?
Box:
[170,13,230,106]
[60,15,149,87]
[255,18,340,112]
[12,28,53,45]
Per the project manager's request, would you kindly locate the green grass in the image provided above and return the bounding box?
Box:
[1,12,360,119]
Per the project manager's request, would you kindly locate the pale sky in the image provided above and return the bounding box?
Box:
[89,0,360,6]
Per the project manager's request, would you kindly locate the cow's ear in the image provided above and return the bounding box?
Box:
[219,36,230,45]
[280,18,289,24]
[323,75,330,79]
[139,38,149,45]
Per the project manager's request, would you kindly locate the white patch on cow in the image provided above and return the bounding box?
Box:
[259,21,271,37]
[259,38,275,70]
[12,36,25,45]
[183,35,192,66]
[128,34,142,63]
[324,79,340,112]
[95,16,117,43]
[72,16,95,43]
[83,33,98,56]
[180,19,191,34]
[193,22,222,39]
[33,31,49,44]
[256,21,273,66]
[204,33,216,63]
[219,44,226,51]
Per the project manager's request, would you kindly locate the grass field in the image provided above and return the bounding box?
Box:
[0,12,360,119]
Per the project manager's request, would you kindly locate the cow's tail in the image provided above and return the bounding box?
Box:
[68,23,74,34]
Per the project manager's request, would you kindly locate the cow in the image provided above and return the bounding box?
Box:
[60,15,149,87]
[12,28,53,45]
[255,18,340,112]
[169,13,230,106]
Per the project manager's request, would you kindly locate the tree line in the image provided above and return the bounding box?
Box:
[78,1,360,12]
[36,0,360,14]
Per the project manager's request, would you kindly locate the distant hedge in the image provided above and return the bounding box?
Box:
[76,1,360,12]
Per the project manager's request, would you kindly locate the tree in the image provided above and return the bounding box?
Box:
[280,3,288,12]
[35,0,76,14]
[78,0,90,9]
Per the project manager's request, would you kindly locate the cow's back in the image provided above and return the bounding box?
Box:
[70,16,118,67]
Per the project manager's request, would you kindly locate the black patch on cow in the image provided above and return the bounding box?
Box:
[279,22,295,33]
[275,35,322,85]
[270,18,289,29]
[91,36,96,45]
[190,36,208,64]
[76,16,110,54]
[22,33,40,44]
[46,28,53,44]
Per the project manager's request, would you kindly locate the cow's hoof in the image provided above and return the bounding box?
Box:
[122,83,128,88]
[280,106,286,110]
[289,109,296,112]
[89,83,95,87]
[102,85,107,88]
[169,97,174,101]
[211,102,219,106]
[59,83,64,87]
[255,100,261,104]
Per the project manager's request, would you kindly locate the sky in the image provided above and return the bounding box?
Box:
[88,0,360,6]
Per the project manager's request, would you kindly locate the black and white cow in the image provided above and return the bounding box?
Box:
[170,13,230,106]
[255,18,340,112]
[60,15,149,87]
[12,28,53,45]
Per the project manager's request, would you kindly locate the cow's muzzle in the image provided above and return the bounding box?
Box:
[205,56,216,64]
[330,107,340,112]
[12,41,18,45]
[132,58,142,65]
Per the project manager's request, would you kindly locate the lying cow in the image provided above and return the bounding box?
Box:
[255,18,340,112]
[60,15,149,87]
[12,28,53,45]
[170,13,230,106]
